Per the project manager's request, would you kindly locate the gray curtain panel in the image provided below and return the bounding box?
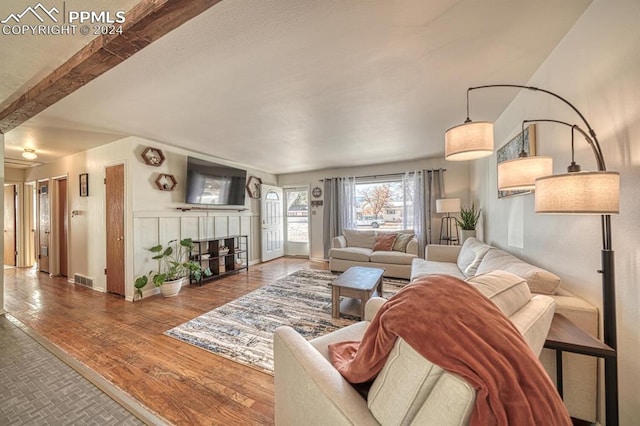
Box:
[323,177,357,258]
[425,169,444,246]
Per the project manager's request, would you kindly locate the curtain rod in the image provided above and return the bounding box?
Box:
[319,168,446,182]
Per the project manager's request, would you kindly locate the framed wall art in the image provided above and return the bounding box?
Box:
[79,173,89,197]
[496,124,536,198]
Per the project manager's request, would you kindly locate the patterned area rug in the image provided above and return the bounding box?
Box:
[165,268,407,374]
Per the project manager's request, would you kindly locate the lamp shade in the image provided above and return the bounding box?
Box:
[436,198,461,214]
[535,171,620,214]
[445,121,494,161]
[498,156,553,191]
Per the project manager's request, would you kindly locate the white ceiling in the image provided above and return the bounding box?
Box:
[2,0,593,174]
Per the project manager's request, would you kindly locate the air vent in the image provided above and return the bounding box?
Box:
[73,273,94,288]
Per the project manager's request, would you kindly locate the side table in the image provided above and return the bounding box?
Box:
[544,313,616,422]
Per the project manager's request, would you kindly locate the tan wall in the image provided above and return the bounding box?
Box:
[470,1,640,423]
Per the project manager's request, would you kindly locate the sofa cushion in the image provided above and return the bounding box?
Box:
[476,248,560,295]
[370,251,416,265]
[328,247,372,262]
[456,237,491,278]
[411,258,466,281]
[343,229,376,249]
[392,233,414,252]
[368,338,451,425]
[373,233,397,251]
[466,270,531,318]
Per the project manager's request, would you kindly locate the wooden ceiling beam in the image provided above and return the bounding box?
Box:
[0,0,224,134]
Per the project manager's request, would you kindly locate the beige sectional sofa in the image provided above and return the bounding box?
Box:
[329,229,418,279]
[274,270,557,425]
[412,238,599,422]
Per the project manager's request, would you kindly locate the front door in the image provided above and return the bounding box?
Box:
[260,184,284,262]
[105,164,125,296]
[4,185,16,266]
[38,181,50,273]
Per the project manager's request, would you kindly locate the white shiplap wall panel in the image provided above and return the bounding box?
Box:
[241,216,252,262]
[181,216,199,241]
[229,216,240,236]
[159,217,181,245]
[198,216,215,240]
[214,216,228,238]
[134,217,159,277]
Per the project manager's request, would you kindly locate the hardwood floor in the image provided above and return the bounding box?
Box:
[4,258,328,425]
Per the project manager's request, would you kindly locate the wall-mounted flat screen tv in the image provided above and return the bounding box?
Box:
[185,156,247,206]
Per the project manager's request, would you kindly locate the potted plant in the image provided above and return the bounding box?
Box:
[134,238,201,300]
[455,203,481,244]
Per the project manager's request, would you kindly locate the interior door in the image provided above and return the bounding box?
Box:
[38,181,50,273]
[4,185,16,266]
[105,164,125,296]
[260,184,284,262]
[57,178,68,276]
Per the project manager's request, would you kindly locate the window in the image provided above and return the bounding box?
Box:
[285,189,308,243]
[355,177,412,230]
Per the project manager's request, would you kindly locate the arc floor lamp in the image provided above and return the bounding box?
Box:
[445,84,620,425]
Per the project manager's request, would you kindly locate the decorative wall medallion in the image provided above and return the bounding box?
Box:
[312,186,322,198]
[155,173,177,191]
[246,176,262,199]
[142,147,166,166]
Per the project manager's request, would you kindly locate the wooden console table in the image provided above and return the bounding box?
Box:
[544,313,616,414]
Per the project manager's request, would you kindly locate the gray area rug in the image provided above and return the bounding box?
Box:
[0,315,143,426]
[165,268,407,374]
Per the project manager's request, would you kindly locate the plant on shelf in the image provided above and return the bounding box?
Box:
[134,238,201,300]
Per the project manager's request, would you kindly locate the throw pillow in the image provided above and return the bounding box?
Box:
[373,233,397,251]
[392,233,413,252]
[456,237,491,278]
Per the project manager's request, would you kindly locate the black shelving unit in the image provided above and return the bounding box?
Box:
[189,235,248,284]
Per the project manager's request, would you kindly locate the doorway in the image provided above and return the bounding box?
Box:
[283,187,310,257]
[4,184,16,266]
[56,178,68,277]
[38,181,50,273]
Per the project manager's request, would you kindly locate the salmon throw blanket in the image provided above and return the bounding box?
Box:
[328,275,570,426]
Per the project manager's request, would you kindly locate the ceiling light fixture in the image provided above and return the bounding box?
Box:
[22,148,37,160]
[445,84,620,425]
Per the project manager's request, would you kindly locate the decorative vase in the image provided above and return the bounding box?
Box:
[459,229,477,245]
[160,277,185,298]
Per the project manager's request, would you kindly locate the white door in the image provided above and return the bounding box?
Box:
[261,184,284,262]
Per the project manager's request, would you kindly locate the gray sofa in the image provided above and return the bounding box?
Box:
[412,237,599,422]
[274,270,556,425]
[329,229,418,279]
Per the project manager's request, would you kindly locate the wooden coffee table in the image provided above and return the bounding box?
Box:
[332,266,385,319]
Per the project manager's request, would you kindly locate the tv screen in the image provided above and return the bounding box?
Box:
[185,157,247,206]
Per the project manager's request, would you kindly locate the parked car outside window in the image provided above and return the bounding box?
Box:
[356,215,385,228]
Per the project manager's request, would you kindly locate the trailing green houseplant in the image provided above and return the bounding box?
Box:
[134,238,201,300]
[456,203,481,231]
